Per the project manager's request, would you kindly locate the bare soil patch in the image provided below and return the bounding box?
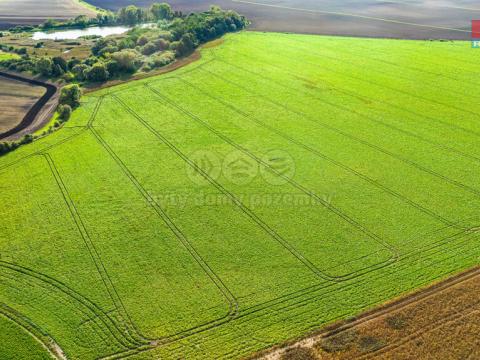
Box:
[0,75,45,133]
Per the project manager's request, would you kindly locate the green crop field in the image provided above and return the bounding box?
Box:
[0,32,479,359]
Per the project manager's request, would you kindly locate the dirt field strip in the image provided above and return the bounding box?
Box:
[0,71,57,141]
[232,0,470,34]
[255,266,480,360]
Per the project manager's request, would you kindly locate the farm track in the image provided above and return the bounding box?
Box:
[0,269,116,349]
[4,112,474,360]
[143,84,400,278]
[0,71,57,140]
[92,83,480,357]
[201,56,480,203]
[121,227,480,360]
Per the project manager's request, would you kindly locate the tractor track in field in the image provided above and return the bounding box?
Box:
[111,92,345,282]
[87,97,240,338]
[288,38,480,90]
[201,55,480,202]
[0,303,66,360]
[244,33,480,96]
[4,90,473,359]
[109,228,480,359]
[0,260,134,350]
[274,40,480,119]
[254,265,480,360]
[220,39,480,163]
[0,71,58,141]
[173,74,460,232]
[142,84,400,279]
[42,152,148,347]
[217,44,480,143]
[2,37,479,359]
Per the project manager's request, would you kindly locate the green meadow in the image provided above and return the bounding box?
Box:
[0,32,479,359]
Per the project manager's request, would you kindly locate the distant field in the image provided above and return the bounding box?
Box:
[0,75,45,133]
[0,0,97,29]
[0,32,479,359]
[86,0,476,39]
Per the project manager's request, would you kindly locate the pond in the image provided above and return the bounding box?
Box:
[32,25,132,40]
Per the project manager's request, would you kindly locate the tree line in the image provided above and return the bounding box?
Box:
[0,3,247,157]
[1,4,247,83]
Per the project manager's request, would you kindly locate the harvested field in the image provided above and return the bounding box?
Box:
[0,32,479,359]
[261,267,480,360]
[0,0,97,29]
[0,75,45,133]
[86,0,477,39]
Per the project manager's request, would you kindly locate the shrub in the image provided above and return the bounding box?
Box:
[150,51,175,68]
[62,72,75,82]
[137,35,149,46]
[385,315,408,330]
[35,57,53,76]
[106,60,120,77]
[141,42,158,55]
[19,134,34,145]
[358,336,385,353]
[0,142,19,156]
[59,84,82,108]
[316,330,358,353]
[112,50,141,72]
[154,38,170,51]
[72,64,88,81]
[58,104,72,121]
[280,347,317,360]
[150,3,173,21]
[85,63,109,82]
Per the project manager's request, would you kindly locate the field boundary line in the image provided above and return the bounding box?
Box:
[113,233,480,360]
